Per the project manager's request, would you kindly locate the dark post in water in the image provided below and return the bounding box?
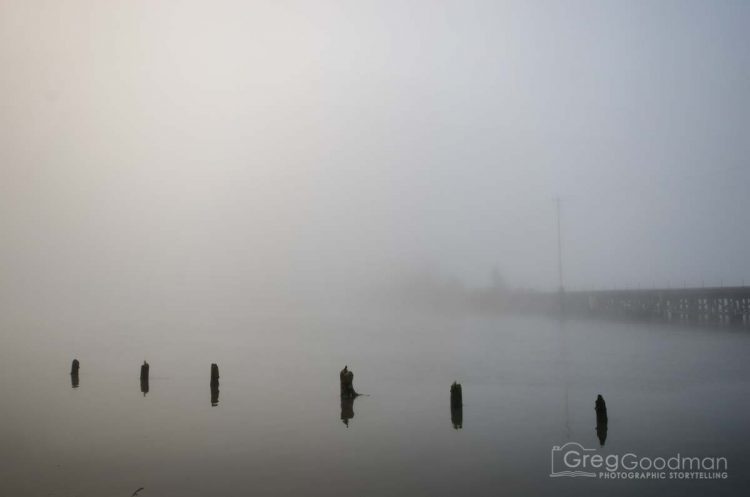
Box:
[70,359,80,388]
[210,363,220,406]
[139,361,150,396]
[140,361,149,382]
[210,363,220,386]
[340,365,358,399]
[595,394,608,446]
[450,382,463,408]
[450,382,463,428]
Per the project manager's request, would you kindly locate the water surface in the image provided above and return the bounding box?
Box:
[1,313,747,496]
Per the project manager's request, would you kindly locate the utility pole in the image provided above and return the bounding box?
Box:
[556,197,565,317]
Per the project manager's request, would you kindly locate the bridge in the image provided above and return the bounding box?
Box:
[474,286,750,326]
[561,286,750,325]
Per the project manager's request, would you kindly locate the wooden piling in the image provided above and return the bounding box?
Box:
[140,361,149,382]
[210,363,220,406]
[340,365,357,399]
[450,382,462,408]
[210,363,220,386]
[595,394,607,423]
[595,394,608,446]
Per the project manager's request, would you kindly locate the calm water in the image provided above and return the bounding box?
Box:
[1,312,748,496]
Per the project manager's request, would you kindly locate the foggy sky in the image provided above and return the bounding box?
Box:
[2,1,749,321]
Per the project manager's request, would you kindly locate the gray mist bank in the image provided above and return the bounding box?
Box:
[2,1,750,332]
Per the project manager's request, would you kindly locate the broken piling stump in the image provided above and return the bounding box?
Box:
[595,394,608,423]
[450,382,463,428]
[70,359,80,388]
[450,382,462,408]
[140,361,149,382]
[140,361,150,395]
[210,363,220,406]
[595,394,608,446]
[339,365,357,399]
[210,363,220,386]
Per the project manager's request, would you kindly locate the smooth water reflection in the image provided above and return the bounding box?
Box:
[451,406,463,429]
[596,414,608,447]
[340,397,354,426]
[1,313,748,496]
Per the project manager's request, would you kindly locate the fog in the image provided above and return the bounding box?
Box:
[2,0,749,327]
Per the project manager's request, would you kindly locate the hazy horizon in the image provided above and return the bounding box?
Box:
[2,0,750,326]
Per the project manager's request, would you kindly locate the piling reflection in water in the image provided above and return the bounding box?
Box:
[451,406,463,429]
[70,372,79,389]
[340,397,354,426]
[140,377,149,396]
[596,417,608,446]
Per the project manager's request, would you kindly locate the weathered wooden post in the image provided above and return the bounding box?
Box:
[139,361,150,395]
[450,382,463,429]
[595,394,608,446]
[210,363,220,386]
[595,394,607,422]
[340,365,357,399]
[450,382,462,408]
[210,363,220,406]
[70,359,80,388]
[140,361,149,382]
